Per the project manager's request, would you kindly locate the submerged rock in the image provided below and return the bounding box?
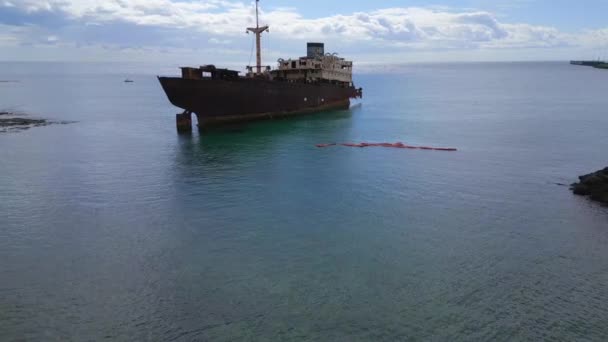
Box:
[0,111,74,133]
[571,167,608,205]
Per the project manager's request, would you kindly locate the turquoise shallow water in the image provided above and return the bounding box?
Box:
[1,62,608,341]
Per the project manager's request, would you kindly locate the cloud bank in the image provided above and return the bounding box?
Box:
[1,0,607,63]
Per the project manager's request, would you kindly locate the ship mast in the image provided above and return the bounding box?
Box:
[247,0,269,74]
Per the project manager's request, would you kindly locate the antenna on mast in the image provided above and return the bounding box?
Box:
[246,0,269,75]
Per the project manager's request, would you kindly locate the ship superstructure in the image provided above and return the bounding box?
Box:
[272,43,354,85]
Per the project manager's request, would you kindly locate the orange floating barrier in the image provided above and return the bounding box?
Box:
[341,143,365,147]
[316,143,337,148]
[317,142,458,152]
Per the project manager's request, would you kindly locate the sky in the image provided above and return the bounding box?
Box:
[1,0,608,66]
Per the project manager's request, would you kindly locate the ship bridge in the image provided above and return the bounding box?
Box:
[272,43,354,85]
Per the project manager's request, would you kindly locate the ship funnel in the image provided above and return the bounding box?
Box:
[307,42,324,58]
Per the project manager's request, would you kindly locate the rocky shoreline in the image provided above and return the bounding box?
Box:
[571,167,608,205]
[0,111,73,133]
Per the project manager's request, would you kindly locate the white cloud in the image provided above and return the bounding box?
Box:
[209,38,232,45]
[1,0,608,62]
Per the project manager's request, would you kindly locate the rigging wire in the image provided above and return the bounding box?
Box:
[248,33,255,68]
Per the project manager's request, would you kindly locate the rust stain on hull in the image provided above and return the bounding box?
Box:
[176,112,193,132]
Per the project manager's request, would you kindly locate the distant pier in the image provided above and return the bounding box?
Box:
[570,60,608,69]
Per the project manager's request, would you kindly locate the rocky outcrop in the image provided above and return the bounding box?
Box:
[571,167,608,205]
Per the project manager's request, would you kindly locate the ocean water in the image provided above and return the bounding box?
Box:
[1,61,608,341]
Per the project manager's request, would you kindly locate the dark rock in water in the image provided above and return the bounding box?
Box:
[571,167,608,205]
[3,118,46,125]
[0,111,76,133]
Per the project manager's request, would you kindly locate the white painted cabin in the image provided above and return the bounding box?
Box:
[259,43,354,86]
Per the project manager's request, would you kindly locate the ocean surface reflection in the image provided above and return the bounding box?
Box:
[1,62,608,341]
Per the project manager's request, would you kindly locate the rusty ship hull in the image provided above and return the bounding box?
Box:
[158,76,359,126]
